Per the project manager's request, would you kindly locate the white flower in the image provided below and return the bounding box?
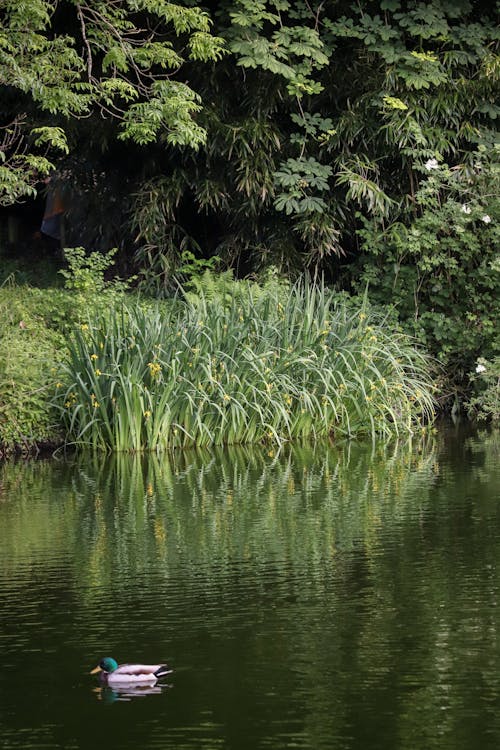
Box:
[461,204,471,214]
[481,214,491,223]
[475,363,487,374]
[424,158,439,171]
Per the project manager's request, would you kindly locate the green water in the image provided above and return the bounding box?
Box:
[0,426,499,750]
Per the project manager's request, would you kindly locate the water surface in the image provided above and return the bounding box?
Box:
[1,426,499,749]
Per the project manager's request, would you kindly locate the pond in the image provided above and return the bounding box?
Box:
[0,425,499,750]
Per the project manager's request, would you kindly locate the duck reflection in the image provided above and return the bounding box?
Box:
[92,683,171,703]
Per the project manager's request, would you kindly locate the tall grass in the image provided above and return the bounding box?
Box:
[54,283,436,451]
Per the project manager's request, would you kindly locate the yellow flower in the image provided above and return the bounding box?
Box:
[56,382,62,388]
[147,361,162,378]
[95,369,102,376]
[144,410,151,419]
[223,394,231,401]
[90,353,98,360]
[80,324,89,331]
[359,312,367,321]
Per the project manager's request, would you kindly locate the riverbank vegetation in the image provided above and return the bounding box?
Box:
[1,252,498,456]
[54,283,435,451]
[1,255,438,454]
[1,1,499,453]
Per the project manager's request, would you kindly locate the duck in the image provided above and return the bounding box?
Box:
[90,657,172,685]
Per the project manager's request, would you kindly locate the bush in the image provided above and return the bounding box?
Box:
[0,287,67,453]
[352,147,500,401]
[467,357,500,423]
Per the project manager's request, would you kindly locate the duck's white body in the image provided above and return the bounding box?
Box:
[106,664,170,685]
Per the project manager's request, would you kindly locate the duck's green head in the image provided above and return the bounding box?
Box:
[90,657,118,675]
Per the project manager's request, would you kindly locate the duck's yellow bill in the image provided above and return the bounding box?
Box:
[90,666,102,674]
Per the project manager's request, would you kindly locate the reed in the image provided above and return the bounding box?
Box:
[54,283,436,451]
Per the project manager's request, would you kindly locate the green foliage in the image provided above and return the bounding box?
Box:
[118,81,206,148]
[227,0,329,94]
[467,358,500,423]
[1,0,498,414]
[180,262,290,308]
[130,175,199,295]
[352,145,500,398]
[58,247,130,315]
[110,0,497,279]
[53,283,435,452]
[273,157,332,214]
[0,0,227,203]
[0,286,72,453]
[0,258,129,453]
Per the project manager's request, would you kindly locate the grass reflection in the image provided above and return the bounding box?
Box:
[0,434,439,581]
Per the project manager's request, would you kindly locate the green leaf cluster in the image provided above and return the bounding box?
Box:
[0,0,227,202]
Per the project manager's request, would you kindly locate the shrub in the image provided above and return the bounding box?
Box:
[467,357,500,424]
[352,147,500,400]
[0,287,66,453]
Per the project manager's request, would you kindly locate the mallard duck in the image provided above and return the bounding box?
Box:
[90,657,172,685]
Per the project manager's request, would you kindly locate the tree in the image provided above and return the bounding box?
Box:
[127,0,498,279]
[0,0,226,204]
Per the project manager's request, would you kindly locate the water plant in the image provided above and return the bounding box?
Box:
[53,282,436,451]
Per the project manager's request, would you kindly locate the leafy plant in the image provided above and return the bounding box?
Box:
[0,0,227,203]
[467,358,500,423]
[0,287,68,454]
[351,145,499,401]
[59,247,130,315]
